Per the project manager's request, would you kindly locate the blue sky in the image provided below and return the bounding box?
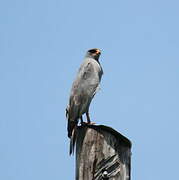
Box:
[0,0,179,179]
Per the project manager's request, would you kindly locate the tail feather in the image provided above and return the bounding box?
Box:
[66,106,77,155]
[67,119,76,138]
[69,126,77,155]
[67,118,77,155]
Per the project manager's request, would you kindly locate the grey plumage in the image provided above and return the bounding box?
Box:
[66,49,103,141]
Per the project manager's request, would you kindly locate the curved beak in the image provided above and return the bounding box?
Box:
[96,49,101,55]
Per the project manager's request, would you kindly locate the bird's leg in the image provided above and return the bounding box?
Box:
[80,116,84,125]
[80,116,87,126]
[86,111,96,125]
[86,111,91,124]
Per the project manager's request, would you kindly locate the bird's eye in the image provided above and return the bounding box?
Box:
[88,49,97,53]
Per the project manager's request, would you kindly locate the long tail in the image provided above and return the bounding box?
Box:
[66,107,77,155]
[69,125,77,155]
[68,120,77,155]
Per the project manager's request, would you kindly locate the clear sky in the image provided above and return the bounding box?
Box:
[0,0,179,179]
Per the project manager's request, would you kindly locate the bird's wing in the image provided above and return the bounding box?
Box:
[79,60,101,96]
[92,85,101,97]
[69,60,100,115]
[68,58,103,119]
[67,59,103,139]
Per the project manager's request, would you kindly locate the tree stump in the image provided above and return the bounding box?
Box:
[75,125,132,180]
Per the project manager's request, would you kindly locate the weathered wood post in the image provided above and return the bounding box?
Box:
[75,125,132,180]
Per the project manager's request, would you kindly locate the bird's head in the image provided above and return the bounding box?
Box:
[86,48,101,61]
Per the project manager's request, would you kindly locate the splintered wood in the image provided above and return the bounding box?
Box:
[75,125,132,180]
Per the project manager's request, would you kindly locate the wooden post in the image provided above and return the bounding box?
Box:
[75,125,132,180]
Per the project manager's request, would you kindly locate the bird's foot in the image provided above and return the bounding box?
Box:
[87,121,96,125]
[81,122,88,126]
[80,121,96,126]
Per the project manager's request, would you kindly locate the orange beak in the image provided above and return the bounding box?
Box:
[95,49,101,54]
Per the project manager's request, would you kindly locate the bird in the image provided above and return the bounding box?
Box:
[66,48,103,153]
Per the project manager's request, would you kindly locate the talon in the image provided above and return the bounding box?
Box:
[86,111,91,123]
[81,121,87,126]
[87,122,96,125]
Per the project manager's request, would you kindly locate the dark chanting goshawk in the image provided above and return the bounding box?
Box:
[66,48,103,139]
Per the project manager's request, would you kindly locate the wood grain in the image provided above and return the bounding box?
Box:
[75,125,132,180]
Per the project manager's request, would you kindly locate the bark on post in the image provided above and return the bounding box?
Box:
[75,125,132,180]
